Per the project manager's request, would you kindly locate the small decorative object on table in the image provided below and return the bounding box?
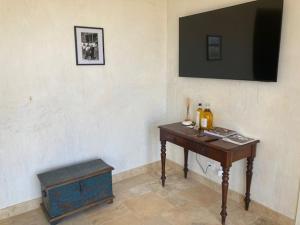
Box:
[204,127,237,138]
[195,103,203,130]
[182,98,194,128]
[37,159,114,225]
[185,97,192,121]
[204,127,257,146]
[223,134,257,145]
[201,103,213,130]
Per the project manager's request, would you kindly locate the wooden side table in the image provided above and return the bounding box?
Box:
[159,123,259,225]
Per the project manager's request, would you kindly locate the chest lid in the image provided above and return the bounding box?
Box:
[37,159,114,189]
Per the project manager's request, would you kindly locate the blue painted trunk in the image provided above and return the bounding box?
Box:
[46,172,112,217]
[38,159,114,223]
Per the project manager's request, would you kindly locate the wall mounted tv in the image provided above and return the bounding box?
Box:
[179,0,283,82]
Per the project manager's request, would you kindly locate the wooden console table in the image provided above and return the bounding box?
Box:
[159,123,259,225]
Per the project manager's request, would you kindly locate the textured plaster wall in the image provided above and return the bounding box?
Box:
[0,0,167,209]
[1,0,299,220]
[296,184,300,224]
[166,0,300,219]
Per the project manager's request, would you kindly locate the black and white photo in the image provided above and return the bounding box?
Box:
[74,26,105,65]
[207,35,222,61]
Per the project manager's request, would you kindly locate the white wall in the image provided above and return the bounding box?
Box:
[296,182,300,224]
[0,0,167,209]
[1,0,299,220]
[166,0,300,219]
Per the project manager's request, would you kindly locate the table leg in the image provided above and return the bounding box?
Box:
[160,140,166,187]
[220,166,231,225]
[183,148,189,178]
[245,157,254,210]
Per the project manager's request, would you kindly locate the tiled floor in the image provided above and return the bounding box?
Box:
[0,166,281,225]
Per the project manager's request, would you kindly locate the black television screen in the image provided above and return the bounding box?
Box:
[179,0,283,82]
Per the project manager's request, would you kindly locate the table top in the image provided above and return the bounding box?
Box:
[159,123,259,152]
[37,159,114,188]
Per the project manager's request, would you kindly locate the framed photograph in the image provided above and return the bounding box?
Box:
[207,35,222,61]
[74,26,105,65]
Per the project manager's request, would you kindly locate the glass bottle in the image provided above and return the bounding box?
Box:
[195,103,203,130]
[201,103,213,130]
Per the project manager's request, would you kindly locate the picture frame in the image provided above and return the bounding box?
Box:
[74,26,105,65]
[207,35,222,61]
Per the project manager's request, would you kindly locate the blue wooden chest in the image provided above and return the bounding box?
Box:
[37,159,114,225]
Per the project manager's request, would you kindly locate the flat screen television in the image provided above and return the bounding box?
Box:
[179,0,283,82]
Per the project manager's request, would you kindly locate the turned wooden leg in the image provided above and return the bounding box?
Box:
[183,148,189,178]
[160,140,166,187]
[220,166,231,225]
[245,157,254,210]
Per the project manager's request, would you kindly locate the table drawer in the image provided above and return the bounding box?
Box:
[164,133,187,147]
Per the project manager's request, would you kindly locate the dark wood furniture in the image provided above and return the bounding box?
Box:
[37,159,114,225]
[159,123,259,225]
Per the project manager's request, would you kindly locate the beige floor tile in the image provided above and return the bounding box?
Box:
[0,169,285,225]
[250,217,282,225]
[60,213,91,225]
[141,215,172,225]
[177,185,220,208]
[0,220,11,225]
[123,192,175,219]
[113,173,157,202]
[101,212,142,225]
[0,208,48,225]
[161,205,221,225]
[84,202,130,225]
